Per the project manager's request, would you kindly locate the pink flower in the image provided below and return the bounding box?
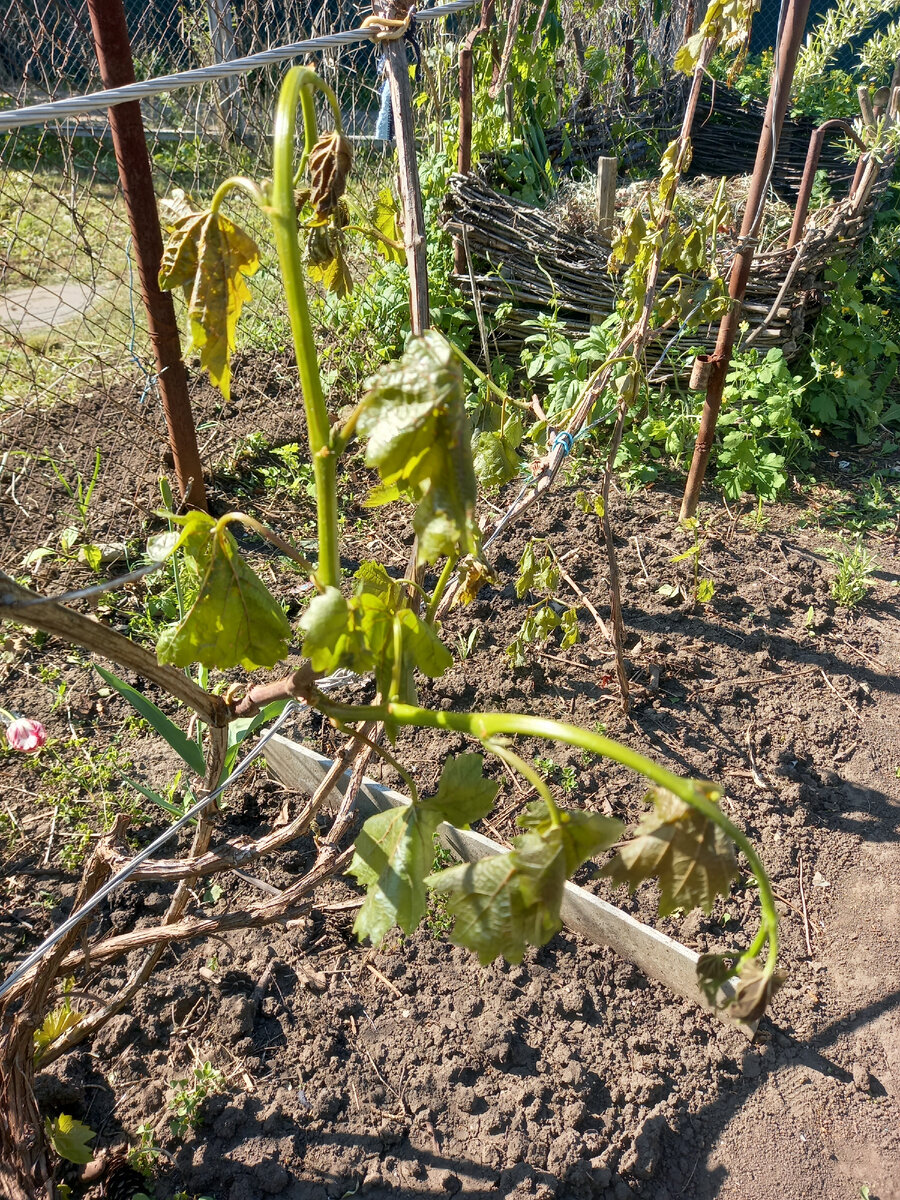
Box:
[4,717,47,754]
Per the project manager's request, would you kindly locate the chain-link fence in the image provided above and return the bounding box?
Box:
[0,0,475,581]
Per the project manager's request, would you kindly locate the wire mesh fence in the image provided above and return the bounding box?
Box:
[0,1,473,581]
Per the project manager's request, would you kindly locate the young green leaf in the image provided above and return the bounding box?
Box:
[601,787,738,917]
[45,1114,95,1165]
[515,542,537,598]
[426,752,500,827]
[300,566,451,696]
[33,1001,84,1061]
[560,606,580,648]
[371,187,405,264]
[358,332,479,564]
[348,755,498,944]
[159,209,260,399]
[94,665,206,776]
[299,586,368,675]
[155,517,291,671]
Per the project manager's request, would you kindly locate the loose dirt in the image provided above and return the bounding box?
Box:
[2,373,899,1200]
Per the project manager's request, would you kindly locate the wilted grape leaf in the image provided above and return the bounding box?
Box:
[728,961,786,1021]
[601,787,737,917]
[45,1114,95,1165]
[298,586,369,675]
[428,753,499,827]
[472,426,522,490]
[299,564,451,694]
[517,799,624,873]
[429,806,621,965]
[349,755,498,944]
[348,804,439,944]
[159,209,260,399]
[155,514,290,671]
[696,950,741,1006]
[453,554,498,607]
[306,227,353,296]
[358,332,479,563]
[308,130,353,219]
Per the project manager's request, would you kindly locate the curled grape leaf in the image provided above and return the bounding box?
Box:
[159,207,260,399]
[348,755,498,944]
[696,950,742,1007]
[154,512,291,671]
[308,130,353,219]
[728,961,786,1021]
[358,332,479,564]
[453,554,498,607]
[472,425,522,490]
[428,804,621,965]
[306,225,353,296]
[601,786,738,917]
[299,563,451,695]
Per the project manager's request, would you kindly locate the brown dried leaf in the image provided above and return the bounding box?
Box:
[309,131,353,219]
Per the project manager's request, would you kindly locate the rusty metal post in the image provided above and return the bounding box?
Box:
[788,118,865,249]
[86,0,207,509]
[679,0,812,522]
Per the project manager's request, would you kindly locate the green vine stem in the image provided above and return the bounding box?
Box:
[268,67,345,590]
[425,554,459,625]
[317,696,779,972]
[484,738,561,828]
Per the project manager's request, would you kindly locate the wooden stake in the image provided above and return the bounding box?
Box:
[382,33,429,334]
[596,156,617,243]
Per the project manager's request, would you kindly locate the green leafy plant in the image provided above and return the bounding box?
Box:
[169,1061,226,1138]
[507,541,579,666]
[670,517,716,607]
[2,68,783,1135]
[828,544,877,607]
[806,262,899,444]
[716,347,812,500]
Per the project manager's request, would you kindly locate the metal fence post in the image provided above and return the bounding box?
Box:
[86,0,208,510]
[679,0,812,521]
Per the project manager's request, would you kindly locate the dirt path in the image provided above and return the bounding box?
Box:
[0,280,114,334]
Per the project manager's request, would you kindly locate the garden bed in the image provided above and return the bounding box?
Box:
[2,396,899,1199]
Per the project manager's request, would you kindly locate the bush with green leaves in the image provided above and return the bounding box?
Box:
[805,261,900,445]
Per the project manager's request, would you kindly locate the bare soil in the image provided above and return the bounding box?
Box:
[2,363,899,1200]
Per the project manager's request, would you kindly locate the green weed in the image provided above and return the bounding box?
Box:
[828,545,876,608]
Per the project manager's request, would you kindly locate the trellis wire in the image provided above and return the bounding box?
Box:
[0,0,476,131]
[0,666,358,1002]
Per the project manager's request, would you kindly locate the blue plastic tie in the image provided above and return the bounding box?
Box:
[552,431,574,456]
